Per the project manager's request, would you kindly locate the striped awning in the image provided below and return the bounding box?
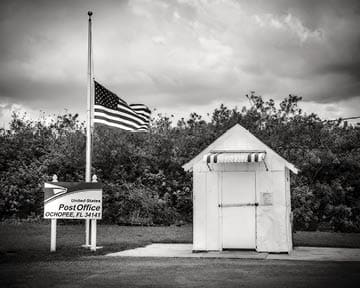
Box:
[203,152,266,164]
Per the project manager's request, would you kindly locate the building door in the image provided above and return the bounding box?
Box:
[221,172,256,249]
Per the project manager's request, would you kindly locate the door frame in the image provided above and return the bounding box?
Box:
[218,171,257,251]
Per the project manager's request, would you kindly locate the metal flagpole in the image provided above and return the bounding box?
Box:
[85,10,93,248]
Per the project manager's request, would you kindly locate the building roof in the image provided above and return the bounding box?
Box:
[182,123,298,174]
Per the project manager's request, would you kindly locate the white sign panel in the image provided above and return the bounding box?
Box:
[44,182,102,219]
[261,192,273,206]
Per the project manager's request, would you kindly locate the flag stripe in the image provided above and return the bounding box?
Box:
[130,108,151,115]
[132,112,150,119]
[117,101,150,123]
[130,104,151,112]
[94,109,149,129]
[94,116,148,131]
[130,107,151,116]
[131,110,151,117]
[95,118,147,132]
[94,105,149,125]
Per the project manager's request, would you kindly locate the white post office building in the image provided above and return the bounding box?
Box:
[183,124,298,253]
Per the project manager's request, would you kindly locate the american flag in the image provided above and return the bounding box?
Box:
[93,81,151,132]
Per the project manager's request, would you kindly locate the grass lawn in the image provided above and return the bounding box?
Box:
[0,222,360,262]
[0,222,192,262]
[293,230,360,248]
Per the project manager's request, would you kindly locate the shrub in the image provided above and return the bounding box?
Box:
[102,182,179,226]
[292,185,320,231]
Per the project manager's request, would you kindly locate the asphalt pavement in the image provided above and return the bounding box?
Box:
[1,257,359,287]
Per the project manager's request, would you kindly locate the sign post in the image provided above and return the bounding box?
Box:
[44,175,102,252]
[50,218,57,252]
[50,174,58,252]
[90,174,97,251]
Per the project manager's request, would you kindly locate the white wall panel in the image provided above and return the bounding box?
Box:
[192,172,207,251]
[206,171,220,250]
[256,169,289,252]
[285,168,293,251]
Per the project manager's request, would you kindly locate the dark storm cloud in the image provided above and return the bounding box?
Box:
[321,62,360,81]
[249,0,360,95]
[0,76,85,110]
[247,0,360,29]
[0,0,359,124]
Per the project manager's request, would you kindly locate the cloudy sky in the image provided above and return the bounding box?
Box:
[0,0,359,126]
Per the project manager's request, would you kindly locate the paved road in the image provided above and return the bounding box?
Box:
[1,257,360,288]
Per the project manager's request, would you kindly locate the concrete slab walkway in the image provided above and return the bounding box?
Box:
[106,244,360,261]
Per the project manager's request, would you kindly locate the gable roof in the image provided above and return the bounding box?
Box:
[182,123,298,174]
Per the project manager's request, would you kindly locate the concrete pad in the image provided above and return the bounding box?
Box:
[106,244,360,261]
[106,244,268,259]
[268,246,360,261]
